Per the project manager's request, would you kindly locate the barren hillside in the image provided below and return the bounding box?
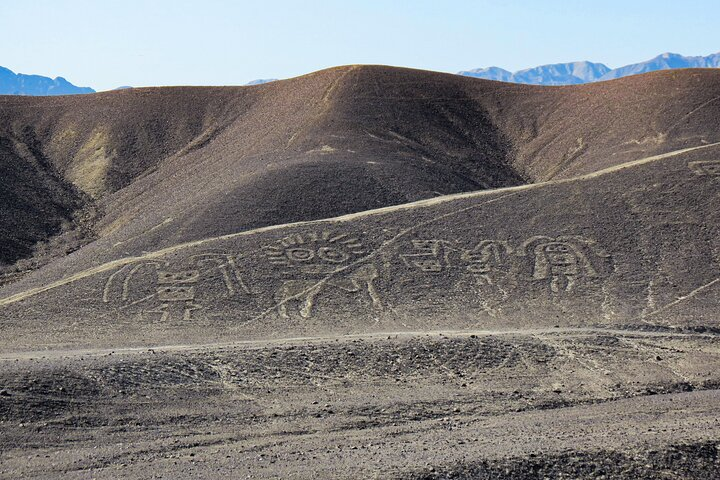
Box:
[1,66,719,271]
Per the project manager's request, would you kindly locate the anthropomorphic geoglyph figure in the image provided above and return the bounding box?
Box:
[263,231,382,319]
[401,238,512,286]
[102,254,250,321]
[460,240,513,285]
[400,239,454,273]
[519,236,611,293]
[273,264,381,319]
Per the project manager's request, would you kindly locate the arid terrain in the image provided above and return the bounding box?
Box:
[0,66,719,478]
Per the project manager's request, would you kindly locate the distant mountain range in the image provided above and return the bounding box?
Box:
[245,78,278,85]
[458,52,720,85]
[0,66,94,95]
[3,52,720,95]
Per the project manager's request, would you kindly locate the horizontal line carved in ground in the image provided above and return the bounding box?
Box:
[1,326,716,361]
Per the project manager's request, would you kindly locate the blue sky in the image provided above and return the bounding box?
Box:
[1,0,718,91]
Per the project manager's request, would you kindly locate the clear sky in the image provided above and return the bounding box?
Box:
[2,0,718,91]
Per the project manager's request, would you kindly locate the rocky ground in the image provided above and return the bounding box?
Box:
[405,442,720,479]
[1,328,719,478]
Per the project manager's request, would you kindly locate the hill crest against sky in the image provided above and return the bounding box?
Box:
[3,51,720,94]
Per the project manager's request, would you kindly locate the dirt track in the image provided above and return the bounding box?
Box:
[0,326,715,361]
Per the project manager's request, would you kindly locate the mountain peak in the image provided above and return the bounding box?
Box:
[0,67,95,96]
[245,78,278,85]
[460,52,720,85]
[460,60,610,85]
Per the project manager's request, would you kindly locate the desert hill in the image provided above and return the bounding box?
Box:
[1,66,720,275]
[0,138,717,351]
[1,65,719,479]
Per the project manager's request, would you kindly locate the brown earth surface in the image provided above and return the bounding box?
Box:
[0,66,719,478]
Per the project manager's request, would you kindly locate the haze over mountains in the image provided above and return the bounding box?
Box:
[460,52,720,85]
[0,65,719,478]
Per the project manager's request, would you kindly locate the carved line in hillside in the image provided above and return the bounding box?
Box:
[0,142,718,308]
[1,327,717,362]
[665,94,720,136]
[285,66,358,149]
[688,160,720,176]
[639,277,720,322]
